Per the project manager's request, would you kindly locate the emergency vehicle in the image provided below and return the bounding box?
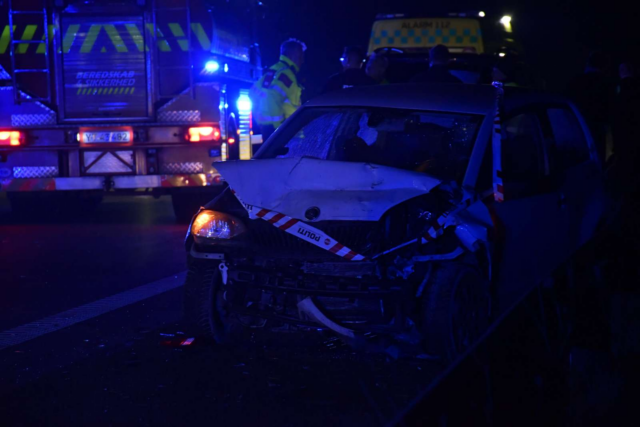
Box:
[367,11,526,85]
[0,0,261,220]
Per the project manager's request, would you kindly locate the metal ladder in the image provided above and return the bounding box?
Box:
[8,0,52,104]
[152,0,194,99]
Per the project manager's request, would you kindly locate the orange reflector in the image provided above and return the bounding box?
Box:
[188,126,221,142]
[228,137,235,144]
[0,130,21,146]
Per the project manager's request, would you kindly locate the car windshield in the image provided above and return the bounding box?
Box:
[255,107,483,182]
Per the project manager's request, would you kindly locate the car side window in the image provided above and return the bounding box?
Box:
[502,112,545,185]
[546,108,590,169]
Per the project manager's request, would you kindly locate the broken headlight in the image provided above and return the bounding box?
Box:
[191,210,247,240]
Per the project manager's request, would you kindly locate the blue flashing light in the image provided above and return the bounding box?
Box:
[236,95,252,113]
[205,60,220,72]
[224,63,229,73]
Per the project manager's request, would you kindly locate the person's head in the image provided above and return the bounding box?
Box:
[429,44,450,66]
[340,46,365,70]
[366,54,389,82]
[280,38,306,69]
[586,51,608,72]
[620,62,635,79]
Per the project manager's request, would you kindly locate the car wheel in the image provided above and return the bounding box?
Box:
[422,262,491,363]
[183,259,239,343]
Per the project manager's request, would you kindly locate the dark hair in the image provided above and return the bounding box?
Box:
[343,46,365,61]
[429,44,450,64]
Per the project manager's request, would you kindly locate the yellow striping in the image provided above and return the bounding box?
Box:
[103,24,128,52]
[62,24,80,54]
[80,25,102,53]
[0,25,16,54]
[130,87,135,94]
[125,24,144,52]
[36,25,55,54]
[2,23,214,54]
[17,25,38,54]
[77,87,82,95]
[99,88,104,94]
[168,23,189,51]
[191,23,211,50]
[108,87,114,94]
[146,23,171,52]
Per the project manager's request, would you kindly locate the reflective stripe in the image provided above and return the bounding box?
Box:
[272,85,287,97]
[17,25,37,54]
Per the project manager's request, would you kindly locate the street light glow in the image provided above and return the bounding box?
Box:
[500,15,512,24]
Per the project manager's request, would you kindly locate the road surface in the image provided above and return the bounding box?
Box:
[0,194,443,426]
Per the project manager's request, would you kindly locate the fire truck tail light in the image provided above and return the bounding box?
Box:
[0,131,21,146]
[188,126,221,142]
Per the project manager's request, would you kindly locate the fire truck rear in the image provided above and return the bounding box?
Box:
[0,0,261,220]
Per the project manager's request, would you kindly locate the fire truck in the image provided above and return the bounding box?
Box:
[0,0,261,220]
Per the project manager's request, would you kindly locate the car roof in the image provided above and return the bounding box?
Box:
[306,84,575,116]
[306,83,498,115]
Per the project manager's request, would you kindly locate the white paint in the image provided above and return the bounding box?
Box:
[0,272,186,351]
[215,158,441,221]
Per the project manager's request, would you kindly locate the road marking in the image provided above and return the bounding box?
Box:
[0,272,186,351]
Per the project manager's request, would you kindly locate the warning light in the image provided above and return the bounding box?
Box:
[236,94,252,113]
[498,52,506,57]
[0,130,21,146]
[500,15,513,32]
[228,137,235,144]
[188,126,220,142]
[478,11,486,17]
[204,60,220,72]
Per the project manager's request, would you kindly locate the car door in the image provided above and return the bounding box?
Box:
[542,105,605,253]
[486,108,571,311]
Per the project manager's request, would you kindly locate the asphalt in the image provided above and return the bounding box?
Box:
[1,193,639,426]
[0,194,444,426]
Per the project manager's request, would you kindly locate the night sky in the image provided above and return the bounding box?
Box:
[252,0,632,96]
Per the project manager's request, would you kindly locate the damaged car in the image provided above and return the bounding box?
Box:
[183,84,605,361]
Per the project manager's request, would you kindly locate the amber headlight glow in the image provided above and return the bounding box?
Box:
[191,210,247,240]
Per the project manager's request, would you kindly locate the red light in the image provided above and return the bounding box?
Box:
[188,126,221,142]
[0,130,21,146]
[228,137,235,144]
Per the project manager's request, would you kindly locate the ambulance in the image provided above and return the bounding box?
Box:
[367,11,524,84]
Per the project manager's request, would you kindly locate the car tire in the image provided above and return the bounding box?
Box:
[183,259,238,343]
[422,262,491,363]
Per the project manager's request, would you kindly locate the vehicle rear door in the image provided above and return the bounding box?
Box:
[541,105,605,253]
[487,107,570,310]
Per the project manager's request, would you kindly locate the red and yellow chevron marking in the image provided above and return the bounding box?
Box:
[231,189,367,262]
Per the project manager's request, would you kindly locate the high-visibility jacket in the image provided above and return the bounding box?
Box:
[250,55,302,127]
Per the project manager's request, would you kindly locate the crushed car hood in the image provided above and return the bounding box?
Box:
[214,158,441,221]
